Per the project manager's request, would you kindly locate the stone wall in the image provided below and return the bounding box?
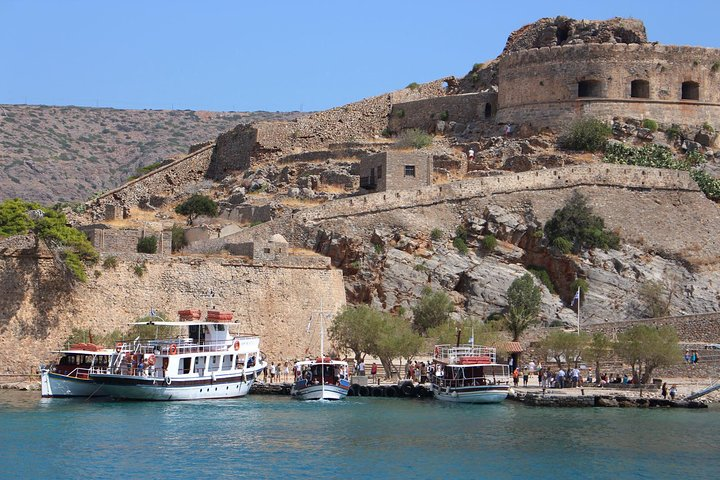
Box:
[388,92,497,132]
[88,144,215,221]
[83,228,172,255]
[297,164,698,223]
[497,43,720,128]
[586,313,720,343]
[0,249,345,373]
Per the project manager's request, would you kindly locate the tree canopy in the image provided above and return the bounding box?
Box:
[544,191,619,253]
[175,194,218,225]
[537,330,589,370]
[411,287,454,333]
[614,325,681,384]
[329,305,422,379]
[504,273,542,341]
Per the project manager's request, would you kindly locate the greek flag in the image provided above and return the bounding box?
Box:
[571,289,580,307]
[150,307,156,317]
[468,335,474,344]
[306,319,312,333]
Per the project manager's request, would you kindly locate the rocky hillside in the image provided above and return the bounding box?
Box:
[0,105,303,203]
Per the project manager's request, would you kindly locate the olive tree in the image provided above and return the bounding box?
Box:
[504,273,542,342]
[614,325,681,384]
[583,332,614,383]
[329,305,423,379]
[175,194,218,225]
[538,330,589,370]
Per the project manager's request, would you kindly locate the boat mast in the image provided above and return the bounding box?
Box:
[320,299,325,397]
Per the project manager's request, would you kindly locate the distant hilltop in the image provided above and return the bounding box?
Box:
[0,105,304,203]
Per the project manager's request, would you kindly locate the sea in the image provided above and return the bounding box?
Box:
[1,391,719,479]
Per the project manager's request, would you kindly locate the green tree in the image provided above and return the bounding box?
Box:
[329,305,383,364]
[412,287,454,333]
[504,273,542,341]
[175,194,218,225]
[329,305,422,379]
[373,313,424,380]
[0,198,36,237]
[614,325,681,384]
[583,332,614,383]
[537,330,589,370]
[544,191,619,253]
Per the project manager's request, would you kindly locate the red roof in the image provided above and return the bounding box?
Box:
[504,342,524,353]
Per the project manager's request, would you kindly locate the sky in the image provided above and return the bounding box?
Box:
[1,0,719,113]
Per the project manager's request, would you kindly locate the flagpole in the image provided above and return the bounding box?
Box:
[577,288,581,335]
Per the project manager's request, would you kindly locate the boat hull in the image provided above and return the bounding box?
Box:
[291,383,348,400]
[432,385,508,404]
[91,374,256,401]
[41,371,107,398]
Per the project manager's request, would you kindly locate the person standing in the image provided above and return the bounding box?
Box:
[371,362,378,384]
[512,368,519,387]
[358,360,365,377]
[661,382,668,399]
[669,385,677,400]
[468,148,475,163]
[420,362,428,384]
[522,367,529,387]
[557,368,566,389]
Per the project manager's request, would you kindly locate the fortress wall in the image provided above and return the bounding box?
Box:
[0,252,346,372]
[497,43,720,127]
[388,93,496,132]
[296,164,698,222]
[89,144,215,220]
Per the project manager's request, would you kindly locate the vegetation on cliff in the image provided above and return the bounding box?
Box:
[0,198,98,281]
[559,118,612,152]
[544,191,620,253]
[604,142,720,200]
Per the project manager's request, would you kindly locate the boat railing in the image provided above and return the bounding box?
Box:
[434,344,497,364]
[115,338,237,356]
[431,373,510,388]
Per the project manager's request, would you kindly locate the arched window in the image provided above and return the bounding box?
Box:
[682,81,700,100]
[484,103,492,119]
[578,80,603,98]
[630,80,650,99]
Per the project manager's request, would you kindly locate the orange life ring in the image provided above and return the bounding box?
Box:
[233,340,240,351]
[169,344,178,355]
[147,354,156,366]
[115,342,122,353]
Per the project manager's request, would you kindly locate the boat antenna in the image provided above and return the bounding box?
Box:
[455,328,462,348]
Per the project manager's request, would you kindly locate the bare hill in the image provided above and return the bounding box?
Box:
[0,104,303,203]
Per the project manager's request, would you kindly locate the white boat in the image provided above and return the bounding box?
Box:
[90,311,266,401]
[40,344,113,398]
[290,306,349,400]
[430,344,510,404]
[290,357,350,400]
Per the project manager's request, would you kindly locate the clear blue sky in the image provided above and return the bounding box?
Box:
[1,0,718,112]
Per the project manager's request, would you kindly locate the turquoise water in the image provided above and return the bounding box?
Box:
[2,391,719,479]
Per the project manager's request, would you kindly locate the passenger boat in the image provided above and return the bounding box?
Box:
[290,307,349,400]
[430,344,510,403]
[40,343,113,398]
[89,310,266,401]
[291,357,351,400]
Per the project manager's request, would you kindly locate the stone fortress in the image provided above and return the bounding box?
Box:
[86,16,720,222]
[4,16,720,370]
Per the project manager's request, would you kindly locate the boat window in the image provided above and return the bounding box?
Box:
[180,357,192,375]
[222,354,233,370]
[209,355,221,372]
[215,324,226,332]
